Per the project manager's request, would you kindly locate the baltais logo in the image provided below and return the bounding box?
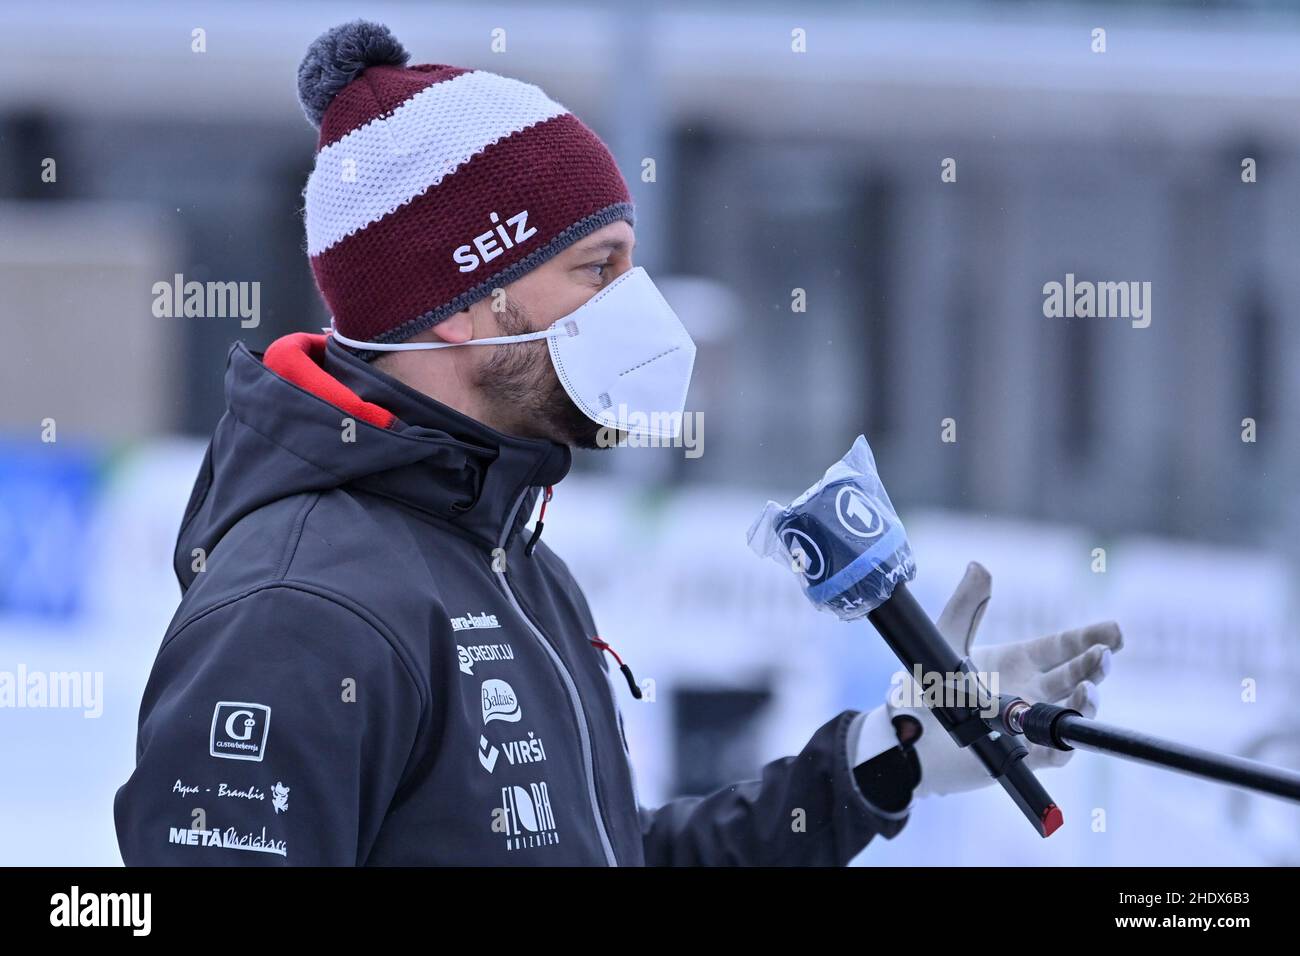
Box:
[452,210,538,273]
[450,610,501,632]
[209,702,270,762]
[481,679,522,724]
[457,642,514,676]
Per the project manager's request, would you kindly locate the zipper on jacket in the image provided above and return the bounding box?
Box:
[492,489,618,867]
[524,485,552,557]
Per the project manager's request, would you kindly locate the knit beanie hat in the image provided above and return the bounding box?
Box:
[296,20,635,350]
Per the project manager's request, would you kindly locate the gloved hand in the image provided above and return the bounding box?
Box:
[890,561,1124,798]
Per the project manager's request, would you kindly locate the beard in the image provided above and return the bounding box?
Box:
[473,296,618,450]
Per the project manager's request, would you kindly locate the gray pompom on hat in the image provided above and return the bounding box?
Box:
[297,20,409,129]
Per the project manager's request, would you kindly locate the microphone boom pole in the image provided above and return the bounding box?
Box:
[1003,700,1300,803]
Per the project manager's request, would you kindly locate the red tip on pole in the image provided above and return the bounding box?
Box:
[1041,804,1064,837]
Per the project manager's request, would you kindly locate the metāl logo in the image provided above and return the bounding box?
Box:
[167,825,287,857]
[481,679,522,724]
[209,702,271,762]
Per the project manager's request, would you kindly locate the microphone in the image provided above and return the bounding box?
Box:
[749,435,1062,837]
[867,584,1062,836]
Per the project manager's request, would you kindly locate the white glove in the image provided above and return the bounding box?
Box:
[887,561,1123,798]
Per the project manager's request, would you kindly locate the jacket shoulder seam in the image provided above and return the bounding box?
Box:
[162,580,429,712]
[276,493,322,580]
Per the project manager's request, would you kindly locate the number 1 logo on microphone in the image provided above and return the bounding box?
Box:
[835,487,885,539]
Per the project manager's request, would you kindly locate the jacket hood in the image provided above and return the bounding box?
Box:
[174,333,571,590]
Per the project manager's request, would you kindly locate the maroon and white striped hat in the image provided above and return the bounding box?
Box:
[297,21,635,350]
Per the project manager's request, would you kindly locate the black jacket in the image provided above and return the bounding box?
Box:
[113,333,912,865]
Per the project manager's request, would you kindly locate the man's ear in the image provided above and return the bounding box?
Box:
[432,308,474,344]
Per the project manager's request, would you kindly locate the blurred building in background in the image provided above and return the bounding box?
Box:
[2,0,1298,865]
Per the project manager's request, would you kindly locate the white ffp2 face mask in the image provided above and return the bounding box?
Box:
[328,266,697,440]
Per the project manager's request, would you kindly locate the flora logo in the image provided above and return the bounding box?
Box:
[499,782,559,850]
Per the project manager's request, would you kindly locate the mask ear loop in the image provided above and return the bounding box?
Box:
[324,319,563,352]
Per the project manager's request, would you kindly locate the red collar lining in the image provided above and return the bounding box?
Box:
[262,333,396,430]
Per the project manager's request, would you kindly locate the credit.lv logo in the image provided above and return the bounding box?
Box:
[209,702,271,762]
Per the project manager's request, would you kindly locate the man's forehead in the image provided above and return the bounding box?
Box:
[567,224,636,258]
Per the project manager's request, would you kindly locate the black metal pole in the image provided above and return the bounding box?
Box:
[1020,703,1300,803]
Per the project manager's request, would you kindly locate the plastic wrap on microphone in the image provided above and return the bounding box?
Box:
[747,435,916,621]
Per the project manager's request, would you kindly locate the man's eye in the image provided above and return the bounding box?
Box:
[586,262,610,280]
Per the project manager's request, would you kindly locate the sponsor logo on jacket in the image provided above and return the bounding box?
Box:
[271,782,290,814]
[209,702,270,761]
[495,781,559,850]
[457,642,514,676]
[481,679,521,724]
[478,732,548,773]
[170,778,291,814]
[450,610,501,632]
[167,825,288,857]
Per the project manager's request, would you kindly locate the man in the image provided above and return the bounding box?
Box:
[114,20,1122,865]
